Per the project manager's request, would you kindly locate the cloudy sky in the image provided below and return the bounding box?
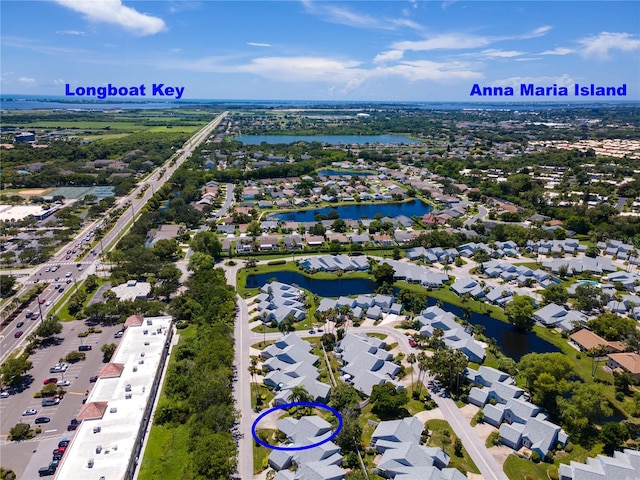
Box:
[1,1,639,101]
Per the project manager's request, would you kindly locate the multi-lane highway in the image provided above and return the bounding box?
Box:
[0,111,228,364]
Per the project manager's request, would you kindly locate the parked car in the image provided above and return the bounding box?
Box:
[56,380,70,387]
[0,392,9,398]
[14,331,23,338]
[43,378,58,385]
[38,466,55,477]
[114,331,124,338]
[35,417,51,424]
[23,408,38,416]
[42,398,60,407]
[79,345,92,351]
[58,439,70,448]
[89,375,98,383]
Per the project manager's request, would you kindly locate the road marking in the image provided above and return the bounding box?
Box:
[44,429,57,433]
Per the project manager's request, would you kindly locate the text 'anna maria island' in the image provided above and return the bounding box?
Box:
[470,83,628,97]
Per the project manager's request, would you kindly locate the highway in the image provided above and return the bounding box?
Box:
[0,111,228,365]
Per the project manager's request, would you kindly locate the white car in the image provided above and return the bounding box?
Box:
[56,380,70,387]
[65,272,72,277]
[0,392,9,398]
[23,409,37,416]
[45,301,52,306]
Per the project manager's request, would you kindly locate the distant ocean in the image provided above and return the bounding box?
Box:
[1,95,637,111]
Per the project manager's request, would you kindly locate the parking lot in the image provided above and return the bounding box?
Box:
[0,321,123,478]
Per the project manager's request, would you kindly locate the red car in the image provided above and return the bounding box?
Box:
[408,337,417,347]
[43,378,58,385]
[14,331,23,338]
[39,298,46,304]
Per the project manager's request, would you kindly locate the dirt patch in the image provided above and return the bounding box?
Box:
[415,408,445,423]
[18,189,49,195]
[489,445,513,466]
[473,422,496,442]
[460,403,480,420]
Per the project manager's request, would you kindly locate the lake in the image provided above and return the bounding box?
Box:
[269,199,432,222]
[246,271,560,360]
[233,134,422,145]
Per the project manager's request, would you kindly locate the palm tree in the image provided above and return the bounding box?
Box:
[289,385,313,417]
[407,353,417,397]
[416,351,429,396]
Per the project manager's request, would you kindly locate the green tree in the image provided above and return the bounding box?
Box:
[370,382,409,416]
[9,423,33,441]
[1,355,33,387]
[505,295,535,331]
[34,318,62,339]
[541,284,568,305]
[334,414,363,454]
[558,383,612,437]
[573,284,606,312]
[247,221,262,239]
[373,263,396,285]
[518,353,573,414]
[587,313,638,341]
[152,238,180,261]
[600,422,629,453]
[191,432,237,480]
[101,343,117,363]
[0,275,17,297]
[332,219,347,233]
[84,274,99,293]
[331,383,361,412]
[426,347,469,392]
[191,231,223,259]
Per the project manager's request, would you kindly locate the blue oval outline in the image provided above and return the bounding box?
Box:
[251,401,343,451]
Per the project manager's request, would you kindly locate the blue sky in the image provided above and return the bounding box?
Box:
[1,1,639,101]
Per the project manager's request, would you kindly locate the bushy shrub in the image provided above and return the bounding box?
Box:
[564,443,574,453]
[531,451,541,463]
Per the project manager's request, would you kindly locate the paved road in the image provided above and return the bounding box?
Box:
[0,112,229,365]
[464,205,488,227]
[222,262,253,480]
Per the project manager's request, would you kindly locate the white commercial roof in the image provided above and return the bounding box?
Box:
[54,316,172,480]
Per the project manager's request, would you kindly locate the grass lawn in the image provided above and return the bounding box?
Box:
[254,429,276,473]
[137,424,191,480]
[137,327,197,480]
[425,419,480,475]
[250,384,275,410]
[503,440,605,480]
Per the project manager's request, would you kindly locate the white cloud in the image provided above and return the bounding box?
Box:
[302,2,422,32]
[492,74,574,88]
[373,49,404,64]
[19,77,36,83]
[392,33,491,52]
[388,25,551,56]
[247,42,273,48]
[238,56,366,83]
[55,30,86,35]
[479,49,524,58]
[578,32,640,59]
[54,0,166,36]
[53,78,65,85]
[539,47,574,56]
[376,60,483,82]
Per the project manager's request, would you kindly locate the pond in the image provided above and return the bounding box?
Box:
[233,134,422,145]
[246,270,560,361]
[246,271,378,298]
[317,169,375,177]
[269,199,432,222]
